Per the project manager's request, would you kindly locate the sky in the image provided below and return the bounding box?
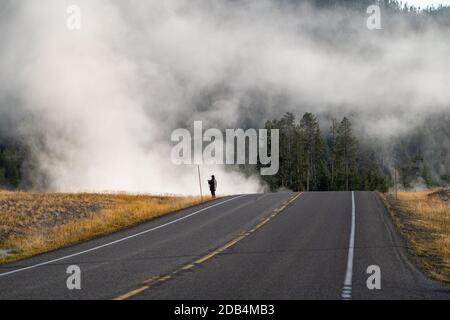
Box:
[404,0,450,7]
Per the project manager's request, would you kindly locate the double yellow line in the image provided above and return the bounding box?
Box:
[114,192,303,300]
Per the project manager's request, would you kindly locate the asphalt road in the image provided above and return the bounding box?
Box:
[0,192,448,300]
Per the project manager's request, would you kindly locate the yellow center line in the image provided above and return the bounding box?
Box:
[181,263,195,271]
[114,192,303,300]
[114,285,149,301]
[194,251,219,264]
[142,275,161,285]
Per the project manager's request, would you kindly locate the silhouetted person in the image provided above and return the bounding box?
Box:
[208,175,217,198]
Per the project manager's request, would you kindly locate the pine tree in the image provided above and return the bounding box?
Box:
[333,117,358,191]
[279,113,296,189]
[329,117,338,190]
[298,113,327,191]
[262,112,297,191]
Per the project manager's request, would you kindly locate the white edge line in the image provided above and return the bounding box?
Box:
[342,191,356,300]
[0,195,247,278]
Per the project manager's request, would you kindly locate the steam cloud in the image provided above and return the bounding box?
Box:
[0,0,449,194]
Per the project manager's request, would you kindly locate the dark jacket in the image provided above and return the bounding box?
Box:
[208,178,217,191]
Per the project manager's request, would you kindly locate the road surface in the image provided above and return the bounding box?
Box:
[0,192,448,300]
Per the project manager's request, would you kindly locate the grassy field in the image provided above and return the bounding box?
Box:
[382,189,449,282]
[0,191,210,264]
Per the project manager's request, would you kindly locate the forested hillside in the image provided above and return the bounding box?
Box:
[393,113,450,189]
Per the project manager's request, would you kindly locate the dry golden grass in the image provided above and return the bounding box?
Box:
[382,189,449,282]
[0,191,211,264]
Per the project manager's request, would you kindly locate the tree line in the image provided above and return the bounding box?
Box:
[259,112,390,192]
[0,139,26,189]
[0,113,448,192]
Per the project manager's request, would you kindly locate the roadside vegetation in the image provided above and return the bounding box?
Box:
[382,189,449,282]
[0,191,210,264]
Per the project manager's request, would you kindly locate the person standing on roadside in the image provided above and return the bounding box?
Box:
[208,175,217,198]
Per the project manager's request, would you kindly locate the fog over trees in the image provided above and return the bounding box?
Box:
[0,0,449,192]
